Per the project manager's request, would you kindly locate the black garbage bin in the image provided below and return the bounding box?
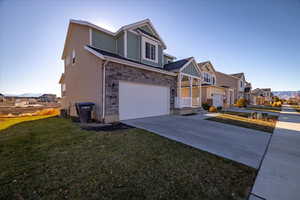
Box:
[75,102,95,123]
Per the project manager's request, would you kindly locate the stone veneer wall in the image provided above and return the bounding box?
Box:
[104,61,177,122]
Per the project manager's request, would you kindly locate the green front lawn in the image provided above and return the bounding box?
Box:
[246,106,281,113]
[207,111,278,133]
[291,105,300,113]
[0,117,256,200]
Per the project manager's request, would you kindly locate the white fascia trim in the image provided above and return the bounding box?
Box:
[89,28,92,45]
[84,46,105,59]
[163,53,177,59]
[141,36,158,63]
[84,46,176,76]
[124,31,127,58]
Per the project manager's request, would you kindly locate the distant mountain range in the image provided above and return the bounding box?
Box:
[273,91,300,99]
[3,93,43,97]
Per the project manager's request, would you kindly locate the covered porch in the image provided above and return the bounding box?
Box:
[175,73,202,108]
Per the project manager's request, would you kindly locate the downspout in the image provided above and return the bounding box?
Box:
[102,60,109,122]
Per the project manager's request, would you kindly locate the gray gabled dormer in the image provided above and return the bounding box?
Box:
[89,19,170,69]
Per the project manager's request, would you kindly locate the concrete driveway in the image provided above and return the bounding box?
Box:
[122,114,271,169]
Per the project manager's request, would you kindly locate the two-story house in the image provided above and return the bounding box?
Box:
[198,61,233,107]
[230,73,247,100]
[59,19,202,122]
[244,81,252,103]
[214,71,250,104]
[251,88,272,105]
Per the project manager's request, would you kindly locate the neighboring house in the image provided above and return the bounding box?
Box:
[251,88,272,105]
[244,81,252,103]
[215,71,250,103]
[38,94,57,102]
[198,61,233,108]
[59,19,202,122]
[230,73,247,100]
[215,71,239,104]
[0,93,5,102]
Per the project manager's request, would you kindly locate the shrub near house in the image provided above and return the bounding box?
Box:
[236,98,247,108]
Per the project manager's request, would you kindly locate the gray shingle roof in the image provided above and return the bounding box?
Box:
[230,73,244,78]
[163,57,192,71]
[87,45,178,73]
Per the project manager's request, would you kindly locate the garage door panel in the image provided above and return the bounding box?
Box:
[119,81,170,120]
[213,94,223,107]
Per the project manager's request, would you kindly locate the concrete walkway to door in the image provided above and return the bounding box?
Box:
[122,114,271,169]
[250,106,300,200]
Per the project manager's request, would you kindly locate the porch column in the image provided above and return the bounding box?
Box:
[189,77,193,107]
[199,79,202,106]
[177,73,182,108]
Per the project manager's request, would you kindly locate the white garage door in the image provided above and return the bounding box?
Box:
[119,81,170,120]
[213,94,223,107]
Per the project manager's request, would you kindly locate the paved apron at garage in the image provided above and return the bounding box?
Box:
[122,114,271,169]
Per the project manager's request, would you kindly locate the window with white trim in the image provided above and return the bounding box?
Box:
[142,37,158,63]
[65,56,70,66]
[72,49,76,64]
[203,72,211,83]
[62,84,66,92]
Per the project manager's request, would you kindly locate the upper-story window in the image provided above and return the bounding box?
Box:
[142,37,158,63]
[240,80,243,88]
[72,49,76,64]
[203,72,212,83]
[146,42,156,60]
[212,76,216,85]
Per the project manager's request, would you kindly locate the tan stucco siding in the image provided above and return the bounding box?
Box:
[201,87,208,103]
[201,86,226,104]
[62,24,103,120]
[215,71,239,101]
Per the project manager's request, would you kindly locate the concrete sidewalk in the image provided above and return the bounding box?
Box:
[250,106,300,200]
